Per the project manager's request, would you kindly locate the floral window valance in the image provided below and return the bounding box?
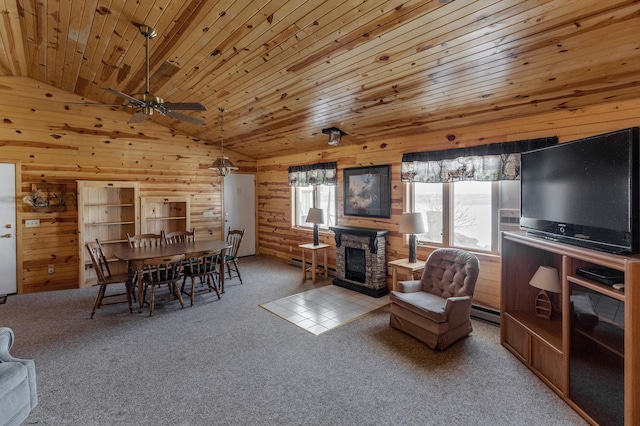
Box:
[288,161,337,187]
[401,137,558,183]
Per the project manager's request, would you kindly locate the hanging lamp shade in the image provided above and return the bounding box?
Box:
[209,156,237,177]
[209,107,238,176]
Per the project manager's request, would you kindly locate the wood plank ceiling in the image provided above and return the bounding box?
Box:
[0,0,639,159]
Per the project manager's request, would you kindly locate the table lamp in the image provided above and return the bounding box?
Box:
[399,212,426,263]
[529,266,561,320]
[306,207,324,246]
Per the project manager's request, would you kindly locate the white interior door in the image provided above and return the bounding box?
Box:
[0,163,17,295]
[223,174,256,257]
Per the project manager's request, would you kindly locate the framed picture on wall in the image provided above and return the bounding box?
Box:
[343,165,391,218]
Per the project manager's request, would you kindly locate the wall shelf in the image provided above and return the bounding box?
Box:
[140,196,190,235]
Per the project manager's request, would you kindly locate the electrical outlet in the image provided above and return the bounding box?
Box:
[25,219,40,228]
[203,211,214,218]
[48,265,54,274]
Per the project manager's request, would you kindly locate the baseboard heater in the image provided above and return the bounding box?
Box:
[290,257,337,276]
[471,304,500,326]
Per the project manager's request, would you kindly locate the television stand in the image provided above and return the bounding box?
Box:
[500,231,639,425]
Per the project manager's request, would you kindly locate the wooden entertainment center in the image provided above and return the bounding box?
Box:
[501,232,639,425]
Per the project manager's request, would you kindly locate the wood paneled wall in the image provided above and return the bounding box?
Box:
[0,76,256,294]
[256,99,640,310]
[3,74,639,308]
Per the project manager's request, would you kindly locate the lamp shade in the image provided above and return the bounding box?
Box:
[306,208,324,224]
[208,156,238,176]
[529,266,561,293]
[399,212,426,235]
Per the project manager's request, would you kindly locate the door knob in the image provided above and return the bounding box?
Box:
[4,224,11,228]
[1,233,12,238]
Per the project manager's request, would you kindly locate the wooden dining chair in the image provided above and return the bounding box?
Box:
[85,239,135,318]
[181,250,220,306]
[164,229,195,244]
[141,254,186,316]
[222,228,245,284]
[126,232,165,248]
[125,232,165,302]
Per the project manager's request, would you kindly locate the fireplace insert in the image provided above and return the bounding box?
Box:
[345,247,366,283]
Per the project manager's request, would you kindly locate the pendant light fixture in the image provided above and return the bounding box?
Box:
[322,127,346,146]
[209,107,238,176]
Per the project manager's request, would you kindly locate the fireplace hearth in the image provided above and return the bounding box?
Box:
[330,225,388,297]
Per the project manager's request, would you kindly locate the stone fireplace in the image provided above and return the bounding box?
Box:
[330,225,388,297]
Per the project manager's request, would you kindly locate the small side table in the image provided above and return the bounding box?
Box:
[388,258,425,292]
[299,243,330,283]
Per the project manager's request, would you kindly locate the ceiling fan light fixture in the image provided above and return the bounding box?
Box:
[209,108,238,177]
[322,127,346,146]
[71,25,207,126]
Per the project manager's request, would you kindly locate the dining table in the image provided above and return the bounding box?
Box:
[114,239,232,312]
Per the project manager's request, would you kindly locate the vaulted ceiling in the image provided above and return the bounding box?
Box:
[1,0,639,160]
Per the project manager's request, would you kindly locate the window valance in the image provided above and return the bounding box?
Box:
[401,137,557,183]
[288,161,337,187]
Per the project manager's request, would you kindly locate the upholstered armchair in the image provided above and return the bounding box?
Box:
[389,248,480,350]
[0,327,37,426]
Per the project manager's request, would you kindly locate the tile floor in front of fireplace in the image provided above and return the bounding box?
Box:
[260,285,390,335]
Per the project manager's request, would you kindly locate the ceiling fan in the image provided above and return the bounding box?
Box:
[73,25,207,125]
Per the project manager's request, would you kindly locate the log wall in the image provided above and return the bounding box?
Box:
[256,99,640,310]
[0,76,256,293]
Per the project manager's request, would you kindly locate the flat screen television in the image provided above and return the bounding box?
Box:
[520,127,640,254]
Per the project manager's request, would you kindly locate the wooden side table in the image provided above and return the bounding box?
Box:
[388,258,425,291]
[299,243,330,283]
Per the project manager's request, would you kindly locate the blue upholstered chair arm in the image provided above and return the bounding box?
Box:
[0,327,37,409]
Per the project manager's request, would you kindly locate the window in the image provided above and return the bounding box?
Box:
[410,180,519,254]
[288,161,338,230]
[293,185,336,229]
[401,137,557,254]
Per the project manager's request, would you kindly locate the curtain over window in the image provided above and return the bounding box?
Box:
[401,137,557,183]
[288,162,337,186]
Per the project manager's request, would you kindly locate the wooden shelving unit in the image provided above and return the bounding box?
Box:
[140,196,190,235]
[77,181,140,288]
[501,231,640,425]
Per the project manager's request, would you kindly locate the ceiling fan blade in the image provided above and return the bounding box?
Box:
[65,102,128,107]
[163,102,207,111]
[164,110,205,125]
[128,111,147,124]
[102,88,144,105]
[100,28,206,127]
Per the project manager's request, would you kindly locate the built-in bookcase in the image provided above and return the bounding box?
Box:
[140,196,190,235]
[77,181,140,288]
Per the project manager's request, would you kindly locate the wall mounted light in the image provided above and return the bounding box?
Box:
[322,127,346,146]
